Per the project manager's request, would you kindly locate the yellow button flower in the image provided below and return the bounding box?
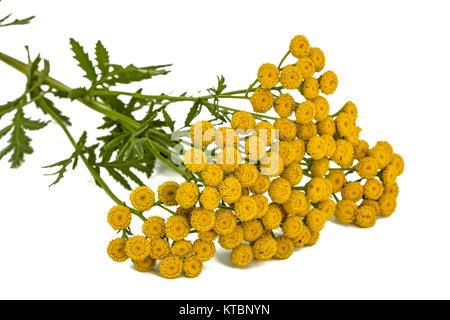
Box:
[218,225,243,249]
[218,176,242,204]
[214,209,237,235]
[142,215,165,239]
[250,88,274,113]
[125,236,151,261]
[132,256,156,272]
[157,181,179,206]
[159,255,183,279]
[189,120,215,147]
[183,255,203,278]
[319,70,338,95]
[280,65,302,89]
[107,205,131,230]
[308,47,325,72]
[252,235,278,261]
[130,186,155,211]
[257,63,279,89]
[289,35,310,58]
[107,238,128,262]
[175,182,199,209]
[230,244,254,267]
[274,93,295,118]
[192,239,215,262]
[235,195,258,221]
[201,163,224,187]
[268,177,292,204]
[273,236,295,260]
[165,215,190,241]
[190,207,215,232]
[199,186,220,211]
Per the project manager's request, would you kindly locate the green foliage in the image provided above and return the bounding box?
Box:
[69,38,97,83]
[0,1,34,28]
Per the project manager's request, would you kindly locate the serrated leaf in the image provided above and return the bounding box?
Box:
[0,14,34,28]
[0,124,12,139]
[28,59,50,93]
[95,40,110,76]
[119,167,144,186]
[185,100,202,127]
[21,117,48,130]
[0,97,21,120]
[69,87,88,101]
[162,108,174,132]
[37,97,72,126]
[106,167,131,190]
[69,38,97,83]
[9,108,33,168]
[103,64,170,86]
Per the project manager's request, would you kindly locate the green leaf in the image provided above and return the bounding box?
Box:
[0,97,21,120]
[69,38,97,83]
[0,13,34,28]
[0,124,12,140]
[8,108,34,168]
[106,167,131,190]
[119,167,144,186]
[162,108,174,132]
[103,64,170,86]
[95,40,110,75]
[37,97,72,126]
[69,87,88,101]
[185,100,202,127]
[21,117,48,130]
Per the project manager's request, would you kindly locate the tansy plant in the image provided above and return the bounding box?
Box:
[0,7,403,279]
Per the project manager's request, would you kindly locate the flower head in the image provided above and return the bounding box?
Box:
[230,244,254,267]
[165,215,190,241]
[159,255,183,279]
[289,35,310,58]
[175,182,199,209]
[130,186,155,211]
[125,236,151,261]
[250,88,274,113]
[107,205,131,230]
[257,63,279,88]
[157,181,179,206]
[107,238,128,262]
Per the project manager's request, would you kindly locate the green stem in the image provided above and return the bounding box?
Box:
[156,203,176,215]
[278,51,290,69]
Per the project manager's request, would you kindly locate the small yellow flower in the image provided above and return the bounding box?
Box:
[326,169,346,193]
[215,127,238,148]
[125,236,151,261]
[356,157,378,179]
[142,215,165,239]
[257,63,279,88]
[260,151,284,177]
[218,225,244,249]
[301,77,320,100]
[335,112,355,137]
[275,141,295,166]
[244,135,267,162]
[231,111,256,131]
[381,165,398,185]
[306,229,320,246]
[216,147,242,174]
[192,239,215,262]
[274,93,295,118]
[230,244,254,267]
[282,190,310,216]
[319,70,338,95]
[199,186,220,211]
[183,255,203,278]
[289,139,306,162]
[384,182,399,198]
[174,206,193,220]
[306,177,327,203]
[273,118,297,141]
[175,182,199,209]
[292,227,311,248]
[335,200,357,224]
[296,122,318,141]
[312,96,329,121]
[242,219,264,242]
[318,199,336,221]
[132,256,156,272]
[308,47,325,72]
[234,195,258,221]
[261,203,283,230]
[307,135,327,160]
[375,141,394,162]
[353,140,369,160]
[201,163,224,187]
[363,178,384,200]
[378,193,397,217]
[214,209,237,235]
[390,154,404,176]
[317,116,336,136]
[234,163,259,188]
[282,215,304,239]
[361,199,380,214]
[289,35,310,58]
[280,64,302,89]
[368,145,391,169]
[273,236,294,260]
[190,207,216,232]
[159,255,183,279]
[218,176,242,204]
[281,162,303,186]
[183,148,207,173]
[189,120,215,147]
[306,209,326,232]
[165,215,190,241]
[157,181,179,206]
[310,158,330,178]
[297,57,315,79]
[332,139,354,168]
[249,174,271,194]
[198,229,218,241]
[322,134,336,157]
[107,238,128,262]
[342,101,358,122]
[295,101,316,124]
[268,177,292,204]
[130,186,155,211]
[149,238,171,260]
[355,205,377,228]
[250,88,274,113]
[107,205,131,230]
[252,235,278,261]
[255,121,275,145]
[251,194,269,218]
[341,182,364,202]
[171,240,193,258]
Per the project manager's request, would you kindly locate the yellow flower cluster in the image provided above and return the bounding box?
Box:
[105,34,404,278]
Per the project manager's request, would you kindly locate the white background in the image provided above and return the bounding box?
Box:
[0,0,449,299]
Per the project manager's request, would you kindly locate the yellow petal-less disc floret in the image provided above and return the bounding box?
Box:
[242,219,264,242]
[289,139,306,162]
[342,101,358,122]
[282,190,310,216]
[378,193,397,217]
[280,65,303,89]
[201,163,224,187]
[198,229,218,241]
[296,122,317,141]
[310,158,330,178]
[273,236,295,260]
[107,205,132,230]
[175,182,199,209]
[341,182,364,202]
[319,70,338,95]
[368,144,391,170]
[261,203,283,230]
[301,77,320,100]
[353,140,369,160]
[363,178,384,200]
[384,182,399,198]
[159,255,183,279]
[335,200,357,224]
[356,157,378,179]
[381,165,398,185]
[149,238,171,260]
[355,205,377,228]
[274,93,295,118]
[332,139,354,168]
[306,177,327,203]
[218,225,244,249]
[251,194,269,218]
[107,238,129,262]
[312,96,330,121]
[292,227,311,248]
[234,195,258,221]
[268,177,292,204]
[282,215,304,239]
[361,199,380,215]
[219,176,242,204]
[157,181,179,206]
[192,239,216,262]
[234,163,259,188]
[215,127,238,148]
[257,63,279,89]
[297,57,316,79]
[306,229,320,246]
[190,120,215,147]
[307,136,327,160]
[390,154,404,176]
[295,101,316,124]
[317,116,336,136]
[183,255,203,278]
[216,147,242,174]
[250,88,274,113]
[274,141,295,166]
[249,174,271,194]
[171,240,193,258]
[255,121,275,145]
[231,111,256,131]
[289,35,310,58]
[326,169,346,193]
[273,118,297,141]
[125,236,151,261]
[183,148,207,173]
[306,209,326,232]
[199,186,220,211]
[190,207,216,232]
[252,235,278,261]
[130,186,155,211]
[318,199,336,221]
[230,244,254,267]
[142,216,165,239]
[214,209,237,235]
[281,162,303,186]
[132,256,156,272]
[165,215,190,241]
[335,112,355,137]
[308,47,325,72]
